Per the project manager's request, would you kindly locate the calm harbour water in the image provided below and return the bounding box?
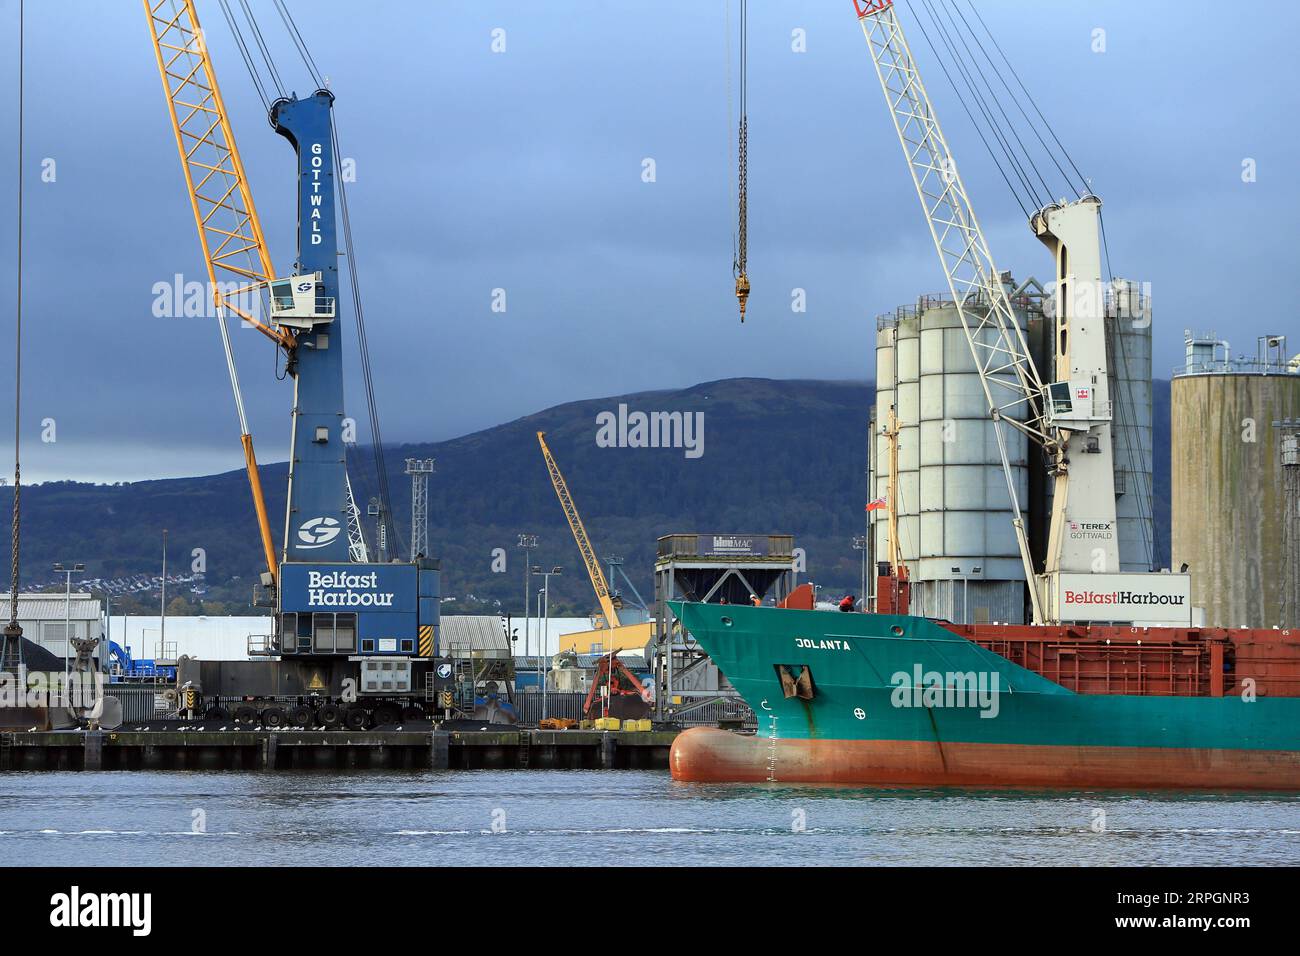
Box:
[2,770,1297,866]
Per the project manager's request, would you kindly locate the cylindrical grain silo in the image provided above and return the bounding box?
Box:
[872,306,920,582]
[1107,278,1156,572]
[872,283,1031,624]
[1171,332,1300,628]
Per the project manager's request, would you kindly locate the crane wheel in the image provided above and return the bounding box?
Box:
[204,705,231,721]
[372,704,401,727]
[317,704,343,729]
[288,705,314,728]
[344,707,371,730]
[232,705,258,725]
[260,706,288,728]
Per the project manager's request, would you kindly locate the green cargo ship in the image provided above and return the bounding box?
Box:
[668,602,1300,789]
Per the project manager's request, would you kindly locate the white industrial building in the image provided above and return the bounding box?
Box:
[0,601,620,667]
[105,613,596,663]
[0,593,102,661]
[104,615,272,663]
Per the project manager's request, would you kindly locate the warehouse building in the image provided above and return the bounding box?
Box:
[0,593,102,663]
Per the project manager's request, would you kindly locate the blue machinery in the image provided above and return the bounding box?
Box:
[267,90,441,667]
[146,2,447,724]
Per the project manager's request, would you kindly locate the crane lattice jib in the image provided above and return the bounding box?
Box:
[854,0,1053,621]
[854,0,1050,448]
[145,0,282,586]
[144,0,290,349]
[537,432,621,629]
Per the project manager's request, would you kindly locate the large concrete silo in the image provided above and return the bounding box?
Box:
[872,278,1034,624]
[1171,332,1300,627]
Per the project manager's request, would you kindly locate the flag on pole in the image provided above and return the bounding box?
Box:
[865,496,887,512]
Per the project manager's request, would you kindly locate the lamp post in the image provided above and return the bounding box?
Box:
[52,561,84,683]
[160,528,168,660]
[532,565,562,720]
[535,587,545,701]
[103,590,111,677]
[517,533,537,665]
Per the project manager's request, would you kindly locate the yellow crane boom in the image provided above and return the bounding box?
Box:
[536,432,621,629]
[144,0,285,585]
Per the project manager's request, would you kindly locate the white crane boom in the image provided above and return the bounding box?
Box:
[854,0,1051,621]
[852,0,1168,625]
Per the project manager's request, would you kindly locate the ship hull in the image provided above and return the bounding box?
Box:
[668,603,1300,789]
[671,727,1300,789]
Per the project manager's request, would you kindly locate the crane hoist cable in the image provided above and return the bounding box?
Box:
[960,0,1090,197]
[951,0,1088,199]
[7,0,25,656]
[237,0,285,100]
[218,0,271,111]
[921,0,1050,209]
[334,119,404,560]
[273,0,324,88]
[910,0,1092,218]
[732,0,749,321]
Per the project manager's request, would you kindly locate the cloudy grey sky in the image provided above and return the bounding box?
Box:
[2,0,1296,483]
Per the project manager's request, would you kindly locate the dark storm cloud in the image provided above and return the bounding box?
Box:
[0,0,1295,482]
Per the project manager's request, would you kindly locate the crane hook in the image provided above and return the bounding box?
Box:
[735,272,750,321]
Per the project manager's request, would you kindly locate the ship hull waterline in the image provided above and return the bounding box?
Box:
[670,727,1300,789]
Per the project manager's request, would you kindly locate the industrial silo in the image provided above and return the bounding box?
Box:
[872,304,921,587]
[1171,332,1300,628]
[872,278,1033,624]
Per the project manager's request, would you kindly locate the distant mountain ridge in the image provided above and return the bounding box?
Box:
[1,377,1171,614]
